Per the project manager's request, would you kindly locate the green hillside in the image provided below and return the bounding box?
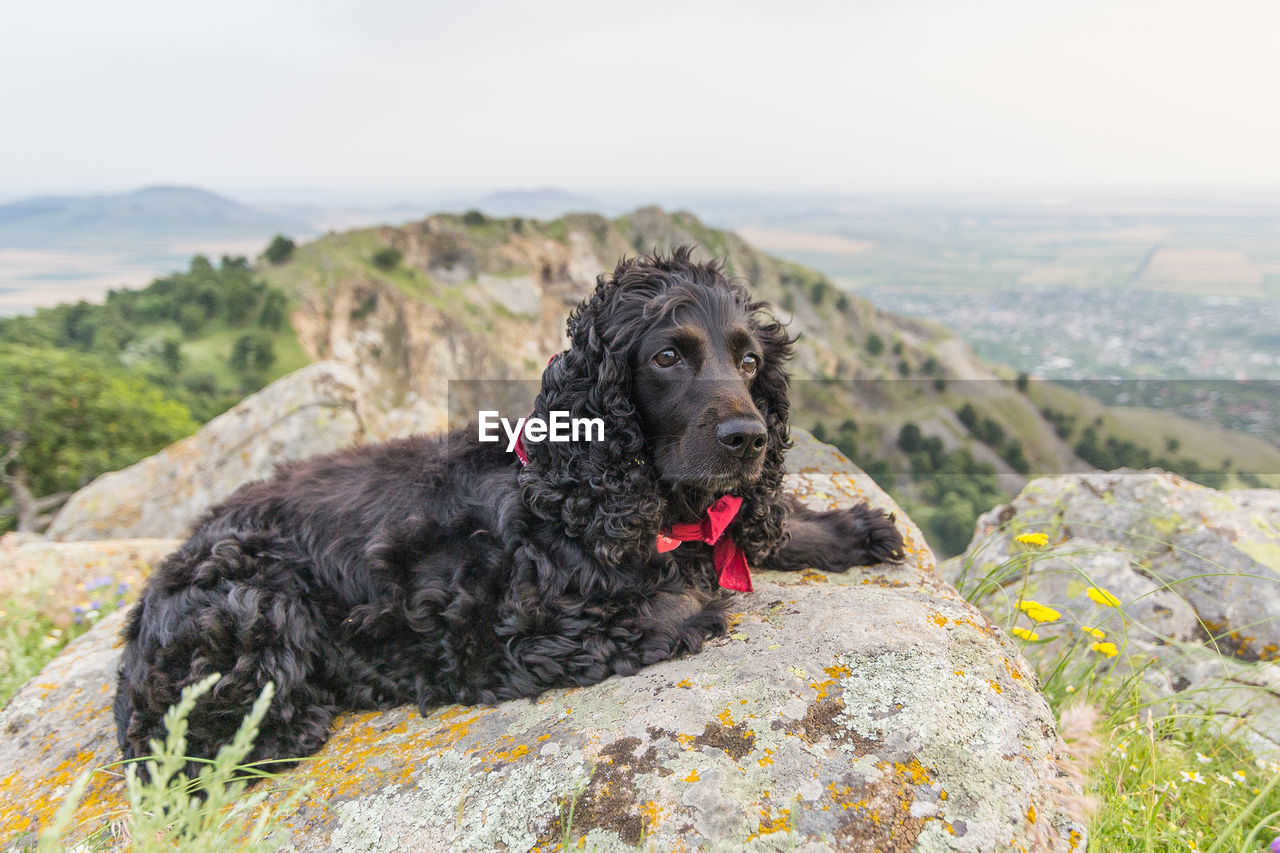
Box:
[0,253,310,531]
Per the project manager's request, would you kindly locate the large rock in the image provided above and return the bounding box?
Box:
[943,469,1280,762]
[45,362,374,542]
[2,436,1087,851]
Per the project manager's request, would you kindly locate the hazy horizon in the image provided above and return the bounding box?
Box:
[5,0,1280,198]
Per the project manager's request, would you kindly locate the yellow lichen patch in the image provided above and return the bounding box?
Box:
[758,748,775,768]
[0,748,124,845]
[810,678,841,700]
[483,743,530,763]
[823,664,851,679]
[987,679,1004,694]
[683,769,700,783]
[896,757,932,786]
[929,612,949,628]
[640,799,664,836]
[747,805,791,840]
[1027,803,1037,823]
[799,569,828,583]
[676,678,693,688]
[1003,658,1024,681]
[718,708,736,726]
[826,782,865,810]
[953,669,965,677]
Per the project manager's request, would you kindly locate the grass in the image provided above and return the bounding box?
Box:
[1,581,134,707]
[952,532,1280,852]
[32,674,308,853]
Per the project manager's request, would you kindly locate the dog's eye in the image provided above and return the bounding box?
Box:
[653,348,681,368]
[741,354,760,376]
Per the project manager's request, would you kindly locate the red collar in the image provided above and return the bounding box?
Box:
[656,494,753,592]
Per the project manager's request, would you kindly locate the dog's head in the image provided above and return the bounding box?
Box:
[522,247,794,574]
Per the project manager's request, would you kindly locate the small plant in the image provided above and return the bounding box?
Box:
[37,673,309,852]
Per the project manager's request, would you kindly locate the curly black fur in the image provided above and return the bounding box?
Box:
[114,247,904,774]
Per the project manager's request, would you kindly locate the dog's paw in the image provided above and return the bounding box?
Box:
[858,508,906,564]
[816,505,905,569]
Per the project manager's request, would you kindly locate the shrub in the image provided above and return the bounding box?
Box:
[371,247,403,271]
[897,422,923,453]
[866,333,884,357]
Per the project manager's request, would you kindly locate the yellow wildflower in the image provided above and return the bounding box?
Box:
[1082,625,1106,639]
[1086,586,1121,608]
[1015,532,1049,547]
[1090,641,1119,658]
[1011,626,1040,641]
[1018,600,1061,623]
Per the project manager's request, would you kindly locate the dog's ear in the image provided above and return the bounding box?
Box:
[729,303,796,563]
[520,280,664,579]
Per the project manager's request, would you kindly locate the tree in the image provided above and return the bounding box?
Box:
[264,235,296,265]
[897,422,923,453]
[1001,440,1031,474]
[160,338,184,375]
[1016,371,1030,393]
[929,493,978,557]
[0,345,197,531]
[258,290,288,331]
[866,333,884,357]
[230,332,276,374]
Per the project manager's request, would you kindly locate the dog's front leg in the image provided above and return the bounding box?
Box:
[762,495,905,572]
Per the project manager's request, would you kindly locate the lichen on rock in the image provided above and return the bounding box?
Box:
[1,434,1087,851]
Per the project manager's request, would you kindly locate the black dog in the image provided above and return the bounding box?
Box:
[114,247,904,772]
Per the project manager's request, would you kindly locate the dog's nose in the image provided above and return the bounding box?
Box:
[716,418,767,458]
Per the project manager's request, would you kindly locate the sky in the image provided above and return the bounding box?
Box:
[4,0,1280,199]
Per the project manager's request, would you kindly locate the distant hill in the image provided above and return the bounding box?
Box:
[0,186,307,249]
[470,187,609,219]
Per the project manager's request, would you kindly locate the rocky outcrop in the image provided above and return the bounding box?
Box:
[0,436,1087,851]
[943,469,1280,762]
[44,362,372,542]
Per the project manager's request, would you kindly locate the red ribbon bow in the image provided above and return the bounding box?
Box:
[656,494,753,593]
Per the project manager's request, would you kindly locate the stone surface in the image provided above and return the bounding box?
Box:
[45,362,373,542]
[943,469,1280,762]
[1,437,1086,851]
[0,534,177,628]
